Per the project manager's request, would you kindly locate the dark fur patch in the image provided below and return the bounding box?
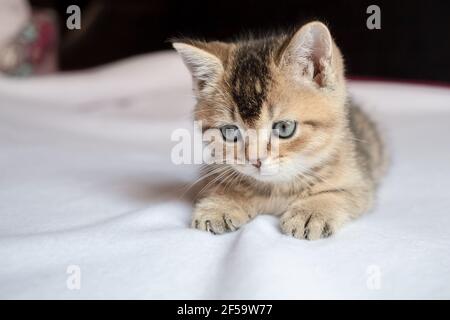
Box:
[229,40,274,124]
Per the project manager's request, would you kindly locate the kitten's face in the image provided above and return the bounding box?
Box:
[174,22,346,184]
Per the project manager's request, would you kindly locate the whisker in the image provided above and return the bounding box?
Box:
[179,165,227,199]
[223,170,240,193]
[196,167,234,198]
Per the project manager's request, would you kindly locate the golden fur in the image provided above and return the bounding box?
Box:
[173,21,387,240]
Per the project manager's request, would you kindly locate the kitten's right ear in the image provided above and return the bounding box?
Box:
[172,40,227,94]
[280,21,342,89]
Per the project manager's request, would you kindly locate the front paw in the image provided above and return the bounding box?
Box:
[192,201,249,235]
[280,209,337,240]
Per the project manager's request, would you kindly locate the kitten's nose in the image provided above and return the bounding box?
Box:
[252,159,262,169]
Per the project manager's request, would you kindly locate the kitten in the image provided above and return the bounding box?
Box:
[173,21,387,240]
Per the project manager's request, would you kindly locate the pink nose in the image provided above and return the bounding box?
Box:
[252,159,262,169]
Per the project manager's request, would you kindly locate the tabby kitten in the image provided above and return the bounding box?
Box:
[173,21,386,240]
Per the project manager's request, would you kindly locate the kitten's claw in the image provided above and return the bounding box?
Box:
[280,210,336,240]
[191,209,247,235]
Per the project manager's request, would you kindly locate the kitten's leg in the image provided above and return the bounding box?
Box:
[280,190,372,240]
[192,195,253,234]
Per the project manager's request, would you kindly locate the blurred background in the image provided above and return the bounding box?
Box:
[1,0,449,83]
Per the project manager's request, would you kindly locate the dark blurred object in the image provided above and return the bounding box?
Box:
[30,0,450,83]
[0,10,58,76]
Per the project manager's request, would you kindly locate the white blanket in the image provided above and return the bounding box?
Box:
[1,52,450,299]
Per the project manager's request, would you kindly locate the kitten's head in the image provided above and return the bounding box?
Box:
[173,22,347,184]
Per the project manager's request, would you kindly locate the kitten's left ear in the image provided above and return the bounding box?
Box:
[172,40,229,95]
[281,21,342,89]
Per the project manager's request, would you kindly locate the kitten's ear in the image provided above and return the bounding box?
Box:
[172,40,228,94]
[281,21,340,88]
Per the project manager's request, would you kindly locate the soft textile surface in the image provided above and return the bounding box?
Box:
[1,52,449,299]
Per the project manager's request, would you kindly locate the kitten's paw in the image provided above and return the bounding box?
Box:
[191,206,248,235]
[280,210,337,240]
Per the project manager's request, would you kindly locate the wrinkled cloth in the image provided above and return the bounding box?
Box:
[1,52,450,299]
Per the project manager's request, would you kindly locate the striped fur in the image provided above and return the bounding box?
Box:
[173,21,387,240]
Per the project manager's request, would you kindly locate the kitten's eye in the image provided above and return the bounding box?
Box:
[273,120,297,139]
[220,125,241,142]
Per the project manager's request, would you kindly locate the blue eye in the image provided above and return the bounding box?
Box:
[273,120,297,139]
[220,125,241,142]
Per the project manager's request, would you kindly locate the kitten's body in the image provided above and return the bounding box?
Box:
[174,22,387,240]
